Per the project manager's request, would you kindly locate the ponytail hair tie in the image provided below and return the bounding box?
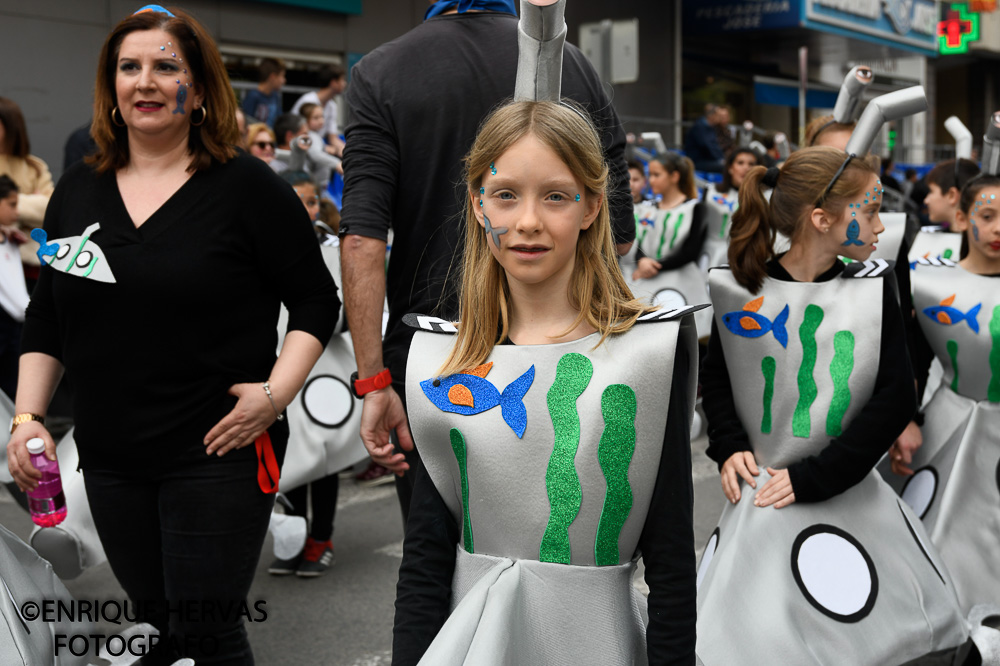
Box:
[763,166,781,188]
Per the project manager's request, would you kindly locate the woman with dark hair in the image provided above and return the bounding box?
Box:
[700,148,757,272]
[6,5,338,664]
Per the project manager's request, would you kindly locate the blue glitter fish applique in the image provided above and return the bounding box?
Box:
[421,362,535,438]
[173,84,187,114]
[842,219,865,247]
[923,294,981,333]
[30,229,60,264]
[712,194,736,212]
[722,296,789,348]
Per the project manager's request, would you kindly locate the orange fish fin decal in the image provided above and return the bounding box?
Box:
[940,294,955,307]
[743,296,764,313]
[462,362,493,378]
[448,384,475,408]
[923,252,930,259]
[937,312,952,325]
[740,316,762,331]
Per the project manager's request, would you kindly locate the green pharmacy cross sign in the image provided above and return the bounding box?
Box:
[938,3,980,54]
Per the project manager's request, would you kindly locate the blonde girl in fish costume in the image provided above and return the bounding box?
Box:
[393,100,701,665]
[886,172,1000,615]
[696,147,978,665]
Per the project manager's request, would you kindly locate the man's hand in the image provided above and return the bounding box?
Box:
[360,387,414,475]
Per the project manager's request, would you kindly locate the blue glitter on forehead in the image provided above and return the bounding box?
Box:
[480,187,484,194]
[993,195,997,200]
[160,46,165,50]
[575,194,581,202]
[852,212,856,217]
[490,162,497,175]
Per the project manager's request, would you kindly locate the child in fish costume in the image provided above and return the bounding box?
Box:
[393,101,701,665]
[885,173,1000,614]
[699,148,757,274]
[697,148,978,665]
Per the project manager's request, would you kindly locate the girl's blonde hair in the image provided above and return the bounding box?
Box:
[729,146,879,293]
[437,100,650,376]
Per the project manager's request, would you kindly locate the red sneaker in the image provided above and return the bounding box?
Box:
[296,537,334,577]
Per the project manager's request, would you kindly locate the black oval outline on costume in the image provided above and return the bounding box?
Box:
[56,244,71,259]
[75,250,93,268]
[896,499,945,585]
[300,375,355,429]
[790,524,878,623]
[653,288,688,307]
[900,465,938,520]
[696,527,720,586]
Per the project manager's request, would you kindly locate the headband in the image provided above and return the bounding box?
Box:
[816,154,855,206]
[133,4,175,16]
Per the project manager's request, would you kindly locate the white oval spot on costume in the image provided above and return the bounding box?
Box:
[795,531,872,616]
[56,244,71,259]
[653,288,687,310]
[75,251,93,268]
[301,375,353,428]
[901,467,937,519]
[696,528,719,589]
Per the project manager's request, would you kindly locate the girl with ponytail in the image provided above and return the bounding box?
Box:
[695,146,976,665]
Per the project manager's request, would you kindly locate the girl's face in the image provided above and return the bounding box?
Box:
[0,193,18,227]
[307,108,325,133]
[249,130,275,162]
[473,134,600,294]
[827,174,885,262]
[628,167,646,202]
[957,186,1000,265]
[114,29,203,138]
[729,153,757,188]
[293,182,320,222]
[647,160,678,197]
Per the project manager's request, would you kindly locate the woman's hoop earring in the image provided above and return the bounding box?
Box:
[191,106,207,127]
[111,106,126,128]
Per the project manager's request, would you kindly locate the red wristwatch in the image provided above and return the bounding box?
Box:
[350,368,393,398]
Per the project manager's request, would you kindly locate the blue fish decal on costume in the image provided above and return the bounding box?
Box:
[923,294,981,334]
[712,195,736,212]
[842,219,865,246]
[722,297,789,348]
[638,215,655,228]
[30,228,59,263]
[173,84,187,115]
[421,362,534,438]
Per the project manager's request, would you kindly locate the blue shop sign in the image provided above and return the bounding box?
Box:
[685,0,801,33]
[804,0,937,54]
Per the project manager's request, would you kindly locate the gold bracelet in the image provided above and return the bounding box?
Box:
[262,382,284,421]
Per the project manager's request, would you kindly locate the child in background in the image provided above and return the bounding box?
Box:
[697,148,975,665]
[627,159,647,205]
[888,173,1000,614]
[0,175,29,399]
[241,57,285,128]
[700,148,757,272]
[922,158,981,232]
[393,101,698,665]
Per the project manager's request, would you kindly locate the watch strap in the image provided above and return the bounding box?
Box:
[351,368,393,398]
[10,413,45,434]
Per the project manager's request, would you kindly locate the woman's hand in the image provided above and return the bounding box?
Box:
[889,420,922,476]
[7,421,57,492]
[720,450,759,503]
[204,383,281,457]
[754,467,795,508]
[632,257,662,281]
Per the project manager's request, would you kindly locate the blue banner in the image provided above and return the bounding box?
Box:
[684,0,801,34]
[804,0,937,54]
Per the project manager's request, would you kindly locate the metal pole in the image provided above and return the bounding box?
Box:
[798,46,808,145]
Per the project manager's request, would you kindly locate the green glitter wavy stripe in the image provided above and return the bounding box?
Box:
[449,428,474,554]
[656,212,672,260]
[595,384,637,567]
[540,353,593,564]
[989,306,1000,402]
[761,356,776,434]
[719,213,729,239]
[947,339,960,393]
[793,305,824,437]
[827,331,855,436]
[943,248,954,259]
[668,213,685,250]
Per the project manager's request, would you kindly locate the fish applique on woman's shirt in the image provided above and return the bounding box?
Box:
[923,294,981,333]
[421,361,535,438]
[722,296,789,348]
[32,222,116,284]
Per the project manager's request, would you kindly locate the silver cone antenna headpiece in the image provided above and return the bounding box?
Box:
[944,116,973,160]
[845,86,927,157]
[982,111,1000,176]
[514,0,567,102]
[832,66,873,123]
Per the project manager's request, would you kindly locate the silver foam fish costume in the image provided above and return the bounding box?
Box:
[909,230,963,268]
[699,183,737,273]
[405,310,699,665]
[880,263,1000,613]
[623,199,713,336]
[696,267,970,666]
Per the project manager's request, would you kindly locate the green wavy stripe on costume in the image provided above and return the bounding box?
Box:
[449,428,474,554]
[719,213,729,239]
[595,384,637,567]
[541,353,593,564]
[761,356,776,434]
[793,305,824,437]
[947,340,960,393]
[989,306,1000,402]
[827,331,855,436]
[668,213,685,250]
[656,212,672,260]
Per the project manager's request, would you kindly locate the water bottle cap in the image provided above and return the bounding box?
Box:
[26,438,46,455]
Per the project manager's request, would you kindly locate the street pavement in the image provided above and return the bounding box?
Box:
[0,435,727,665]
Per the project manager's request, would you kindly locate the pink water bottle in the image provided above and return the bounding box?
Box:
[26,437,67,527]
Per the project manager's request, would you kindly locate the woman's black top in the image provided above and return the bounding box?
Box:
[701,258,916,503]
[393,337,697,665]
[22,152,339,471]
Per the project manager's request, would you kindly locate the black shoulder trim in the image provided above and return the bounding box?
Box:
[402,313,458,334]
[635,303,711,323]
[842,258,895,278]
